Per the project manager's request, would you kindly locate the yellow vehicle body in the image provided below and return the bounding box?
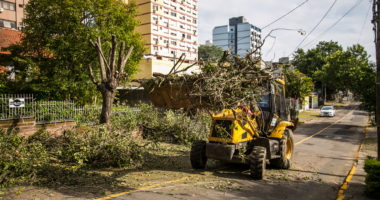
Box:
[208,108,294,144]
[190,79,297,180]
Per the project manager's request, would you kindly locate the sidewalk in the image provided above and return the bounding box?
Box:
[344,126,377,200]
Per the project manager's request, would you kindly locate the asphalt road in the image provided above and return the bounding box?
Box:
[108,103,369,200]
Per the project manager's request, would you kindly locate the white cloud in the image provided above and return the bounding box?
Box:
[198,0,375,61]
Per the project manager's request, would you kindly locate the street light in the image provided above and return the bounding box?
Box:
[263,28,306,45]
[260,28,306,59]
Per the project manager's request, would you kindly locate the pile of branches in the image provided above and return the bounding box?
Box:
[139,51,275,112]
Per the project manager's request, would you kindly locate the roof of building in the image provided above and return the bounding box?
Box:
[0,28,22,55]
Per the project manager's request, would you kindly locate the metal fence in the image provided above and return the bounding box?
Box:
[0,94,35,120]
[0,94,140,124]
[35,100,86,123]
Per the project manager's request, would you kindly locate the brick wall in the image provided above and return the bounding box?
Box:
[0,118,76,137]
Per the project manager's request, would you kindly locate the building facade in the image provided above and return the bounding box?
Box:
[133,0,198,79]
[213,16,261,58]
[0,0,28,30]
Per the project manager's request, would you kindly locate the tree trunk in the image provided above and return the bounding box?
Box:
[100,88,115,124]
[89,35,134,125]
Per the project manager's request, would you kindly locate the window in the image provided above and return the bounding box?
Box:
[193,19,197,24]
[152,5,158,11]
[187,35,191,39]
[163,8,169,14]
[170,31,177,36]
[171,11,177,17]
[179,24,185,29]
[152,15,158,21]
[163,28,169,34]
[1,1,15,10]
[164,0,169,4]
[171,40,177,45]
[152,25,158,31]
[169,20,177,27]
[0,20,16,29]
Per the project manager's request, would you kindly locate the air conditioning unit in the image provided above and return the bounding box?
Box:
[0,8,4,13]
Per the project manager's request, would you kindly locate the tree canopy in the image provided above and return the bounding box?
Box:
[198,45,224,62]
[283,68,314,102]
[7,0,144,104]
[292,41,375,112]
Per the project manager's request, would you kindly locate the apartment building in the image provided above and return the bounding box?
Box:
[213,16,262,58]
[0,0,28,30]
[133,0,198,79]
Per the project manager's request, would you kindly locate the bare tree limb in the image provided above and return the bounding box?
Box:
[109,35,117,78]
[116,42,126,79]
[120,46,134,75]
[172,62,198,74]
[168,53,185,75]
[89,39,107,81]
[88,63,99,87]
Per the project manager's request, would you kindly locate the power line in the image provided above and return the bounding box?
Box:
[292,0,338,52]
[265,37,277,57]
[302,0,363,48]
[358,0,372,43]
[262,0,310,30]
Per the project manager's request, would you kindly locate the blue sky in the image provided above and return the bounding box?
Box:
[198,0,375,62]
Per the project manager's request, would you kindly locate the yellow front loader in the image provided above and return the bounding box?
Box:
[190,79,297,179]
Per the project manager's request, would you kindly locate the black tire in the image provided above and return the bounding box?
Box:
[271,128,294,169]
[190,140,207,169]
[249,146,267,180]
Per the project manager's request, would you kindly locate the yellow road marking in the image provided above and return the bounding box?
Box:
[95,108,358,200]
[336,122,370,200]
[295,109,355,146]
[94,174,200,200]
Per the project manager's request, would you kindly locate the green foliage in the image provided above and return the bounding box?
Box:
[54,127,142,168]
[139,104,211,145]
[364,157,380,197]
[198,45,224,62]
[292,41,342,78]
[283,68,314,102]
[0,74,11,94]
[8,0,144,104]
[293,41,375,112]
[0,129,49,186]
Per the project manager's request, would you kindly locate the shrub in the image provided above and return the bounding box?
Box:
[139,104,211,145]
[364,157,380,197]
[54,126,143,168]
[0,129,49,186]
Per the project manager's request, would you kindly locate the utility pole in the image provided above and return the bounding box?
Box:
[373,0,380,160]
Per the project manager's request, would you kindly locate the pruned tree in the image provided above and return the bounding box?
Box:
[6,0,144,104]
[89,35,133,124]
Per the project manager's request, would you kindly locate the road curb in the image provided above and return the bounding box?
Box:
[336,121,370,200]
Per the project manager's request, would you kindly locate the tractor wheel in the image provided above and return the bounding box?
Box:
[249,146,267,180]
[190,140,207,169]
[271,128,294,169]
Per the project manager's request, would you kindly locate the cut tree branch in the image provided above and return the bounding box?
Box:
[88,63,99,87]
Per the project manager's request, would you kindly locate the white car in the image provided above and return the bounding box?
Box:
[320,106,335,117]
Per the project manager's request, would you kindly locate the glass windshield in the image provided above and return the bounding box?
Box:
[258,93,270,108]
[321,106,333,110]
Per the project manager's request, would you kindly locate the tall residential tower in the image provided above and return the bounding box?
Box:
[213,16,261,58]
[134,0,198,79]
